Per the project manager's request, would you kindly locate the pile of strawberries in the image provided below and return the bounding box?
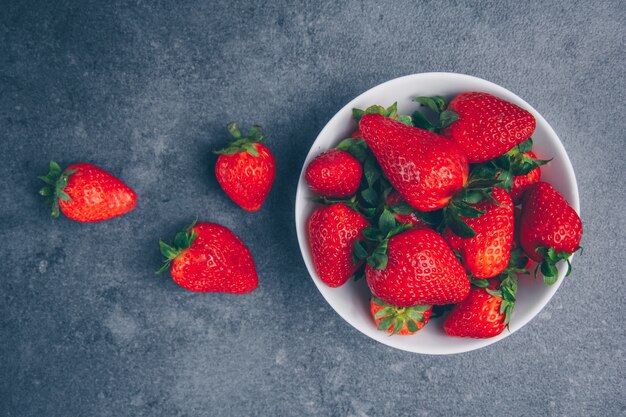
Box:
[38,123,277,294]
[305,92,583,338]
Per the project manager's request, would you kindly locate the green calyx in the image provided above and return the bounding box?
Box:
[352,102,413,127]
[488,138,552,191]
[411,95,459,132]
[213,122,266,157]
[353,209,411,271]
[37,160,78,218]
[441,167,503,238]
[534,246,578,285]
[156,220,199,274]
[373,296,431,335]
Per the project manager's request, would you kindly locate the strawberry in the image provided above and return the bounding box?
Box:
[305,149,362,198]
[385,190,433,228]
[38,160,137,222]
[365,228,470,307]
[443,188,514,278]
[513,207,533,270]
[443,280,512,338]
[442,92,536,162]
[308,203,369,287]
[444,247,526,338]
[359,113,469,212]
[413,93,535,163]
[214,123,276,212]
[157,221,258,293]
[519,182,582,284]
[370,296,432,335]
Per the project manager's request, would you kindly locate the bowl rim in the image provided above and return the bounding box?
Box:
[294,72,580,354]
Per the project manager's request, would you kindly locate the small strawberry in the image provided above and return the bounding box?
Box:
[305,149,362,198]
[157,221,258,293]
[444,247,526,338]
[214,123,276,212]
[308,203,369,287]
[38,160,137,222]
[519,182,582,284]
[359,114,469,212]
[385,190,433,228]
[370,296,432,335]
[443,188,514,278]
[415,93,536,163]
[365,228,470,307]
[443,279,513,338]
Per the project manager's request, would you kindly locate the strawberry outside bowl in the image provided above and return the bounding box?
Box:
[294,72,580,354]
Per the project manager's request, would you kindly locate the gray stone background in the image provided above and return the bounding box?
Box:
[1,1,625,416]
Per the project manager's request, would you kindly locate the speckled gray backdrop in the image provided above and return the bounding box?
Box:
[1,0,625,416]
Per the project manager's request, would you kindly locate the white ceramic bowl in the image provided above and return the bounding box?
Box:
[295,73,579,354]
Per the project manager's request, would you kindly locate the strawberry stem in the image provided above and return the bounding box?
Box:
[156,220,198,274]
[214,123,267,157]
[37,160,78,218]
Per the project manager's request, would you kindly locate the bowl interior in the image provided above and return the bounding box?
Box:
[295,73,579,354]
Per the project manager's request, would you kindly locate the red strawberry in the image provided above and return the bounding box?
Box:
[444,279,513,338]
[509,151,542,203]
[443,188,514,278]
[370,296,432,335]
[214,123,276,212]
[519,182,582,284]
[38,160,137,222]
[351,129,362,139]
[366,228,470,307]
[158,221,258,293]
[441,92,536,163]
[359,114,469,212]
[308,203,369,287]
[385,190,431,228]
[305,149,362,198]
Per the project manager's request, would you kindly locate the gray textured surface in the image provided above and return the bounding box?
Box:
[1,1,625,416]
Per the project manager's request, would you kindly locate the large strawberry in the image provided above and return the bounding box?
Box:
[305,149,362,198]
[443,92,536,162]
[519,182,582,284]
[370,296,432,335]
[308,203,369,287]
[214,123,276,212]
[443,187,514,278]
[359,114,469,212]
[38,160,137,222]
[157,221,258,293]
[365,228,470,307]
[414,93,536,163]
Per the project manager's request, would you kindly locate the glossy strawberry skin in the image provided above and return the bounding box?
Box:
[359,114,469,212]
[308,203,369,287]
[386,190,431,228]
[366,228,470,307]
[509,152,542,203]
[170,223,258,293]
[59,163,137,222]
[215,143,276,212]
[520,182,582,262]
[444,281,506,338]
[442,92,536,163]
[370,298,432,335]
[305,149,362,198]
[444,188,514,278]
